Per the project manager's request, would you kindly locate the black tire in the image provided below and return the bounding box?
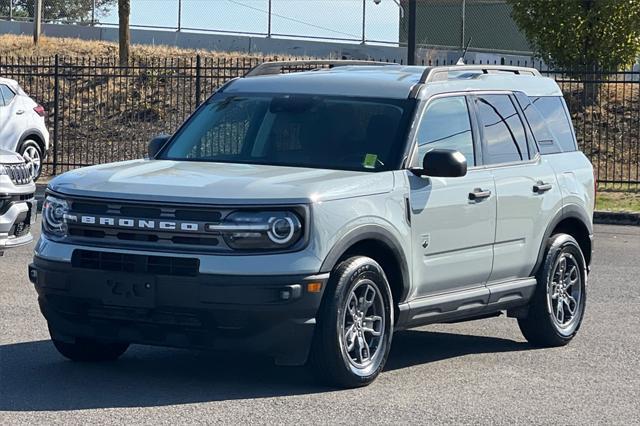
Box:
[50,329,129,362]
[309,256,394,388]
[518,233,587,347]
[19,139,44,181]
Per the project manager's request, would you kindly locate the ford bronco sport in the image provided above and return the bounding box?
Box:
[29,61,594,388]
[1,149,35,255]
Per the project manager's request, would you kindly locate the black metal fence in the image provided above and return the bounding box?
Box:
[0,55,638,190]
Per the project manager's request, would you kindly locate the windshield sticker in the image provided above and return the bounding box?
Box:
[363,153,378,169]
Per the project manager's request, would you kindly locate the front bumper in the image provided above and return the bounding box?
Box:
[0,197,36,251]
[29,256,328,365]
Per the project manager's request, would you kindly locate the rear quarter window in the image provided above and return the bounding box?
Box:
[0,85,15,106]
[529,96,577,153]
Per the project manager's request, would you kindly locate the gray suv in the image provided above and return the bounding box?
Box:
[1,149,35,255]
[29,62,594,388]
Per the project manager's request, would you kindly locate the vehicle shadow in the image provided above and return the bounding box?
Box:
[0,330,531,412]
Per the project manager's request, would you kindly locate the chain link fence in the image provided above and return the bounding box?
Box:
[0,0,532,53]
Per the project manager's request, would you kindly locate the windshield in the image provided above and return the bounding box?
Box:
[161,94,415,172]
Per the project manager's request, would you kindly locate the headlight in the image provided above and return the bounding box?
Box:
[209,210,303,251]
[42,195,70,237]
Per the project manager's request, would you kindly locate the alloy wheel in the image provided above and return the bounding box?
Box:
[547,252,582,329]
[22,145,42,180]
[340,279,386,369]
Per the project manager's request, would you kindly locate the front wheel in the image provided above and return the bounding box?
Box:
[310,256,394,388]
[518,234,587,347]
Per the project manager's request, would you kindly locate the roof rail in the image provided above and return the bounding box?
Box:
[245,60,396,77]
[419,65,541,84]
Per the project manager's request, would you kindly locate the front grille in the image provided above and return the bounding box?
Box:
[3,163,31,185]
[65,197,228,251]
[12,221,31,238]
[72,249,200,277]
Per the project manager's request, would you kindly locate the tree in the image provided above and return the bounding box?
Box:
[508,0,640,70]
[118,0,130,66]
[2,0,116,24]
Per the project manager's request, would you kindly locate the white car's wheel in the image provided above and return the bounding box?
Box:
[19,140,43,181]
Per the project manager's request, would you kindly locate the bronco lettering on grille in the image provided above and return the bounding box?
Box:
[67,215,201,232]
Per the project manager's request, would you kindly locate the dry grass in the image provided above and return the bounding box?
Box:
[0,34,294,60]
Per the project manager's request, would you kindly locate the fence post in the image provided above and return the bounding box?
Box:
[267,0,272,37]
[195,54,202,107]
[52,54,60,176]
[460,0,466,52]
[361,0,366,44]
[407,0,416,65]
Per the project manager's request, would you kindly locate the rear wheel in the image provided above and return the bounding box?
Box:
[310,256,393,388]
[50,327,129,362]
[518,234,587,347]
[19,139,43,181]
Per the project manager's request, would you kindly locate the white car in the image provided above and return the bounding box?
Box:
[0,77,50,181]
[0,149,36,255]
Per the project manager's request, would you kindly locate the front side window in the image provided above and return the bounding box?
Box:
[161,94,414,172]
[475,94,529,165]
[415,96,475,166]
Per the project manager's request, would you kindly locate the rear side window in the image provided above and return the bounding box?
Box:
[475,94,529,164]
[529,96,577,152]
[416,96,475,166]
[514,93,561,155]
[0,85,15,106]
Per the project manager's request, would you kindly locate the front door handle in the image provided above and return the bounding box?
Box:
[469,188,492,201]
[16,110,25,115]
[533,181,553,193]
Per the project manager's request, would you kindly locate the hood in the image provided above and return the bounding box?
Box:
[48,160,395,204]
[0,149,25,164]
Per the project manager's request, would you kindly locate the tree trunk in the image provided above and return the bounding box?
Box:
[581,0,599,106]
[118,0,130,66]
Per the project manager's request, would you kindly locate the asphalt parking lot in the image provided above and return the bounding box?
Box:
[1,221,639,425]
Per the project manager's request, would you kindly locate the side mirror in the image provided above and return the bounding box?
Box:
[147,135,170,159]
[413,149,467,177]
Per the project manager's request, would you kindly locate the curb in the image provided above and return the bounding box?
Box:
[36,183,640,227]
[594,211,640,227]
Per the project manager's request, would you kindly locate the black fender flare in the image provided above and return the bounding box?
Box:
[17,129,48,156]
[531,204,593,276]
[319,224,411,303]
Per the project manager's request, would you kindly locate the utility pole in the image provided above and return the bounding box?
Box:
[91,0,96,26]
[9,0,13,21]
[33,0,42,45]
[407,0,417,65]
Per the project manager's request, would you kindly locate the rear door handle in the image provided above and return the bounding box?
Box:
[533,181,553,193]
[469,188,492,201]
[16,110,25,115]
